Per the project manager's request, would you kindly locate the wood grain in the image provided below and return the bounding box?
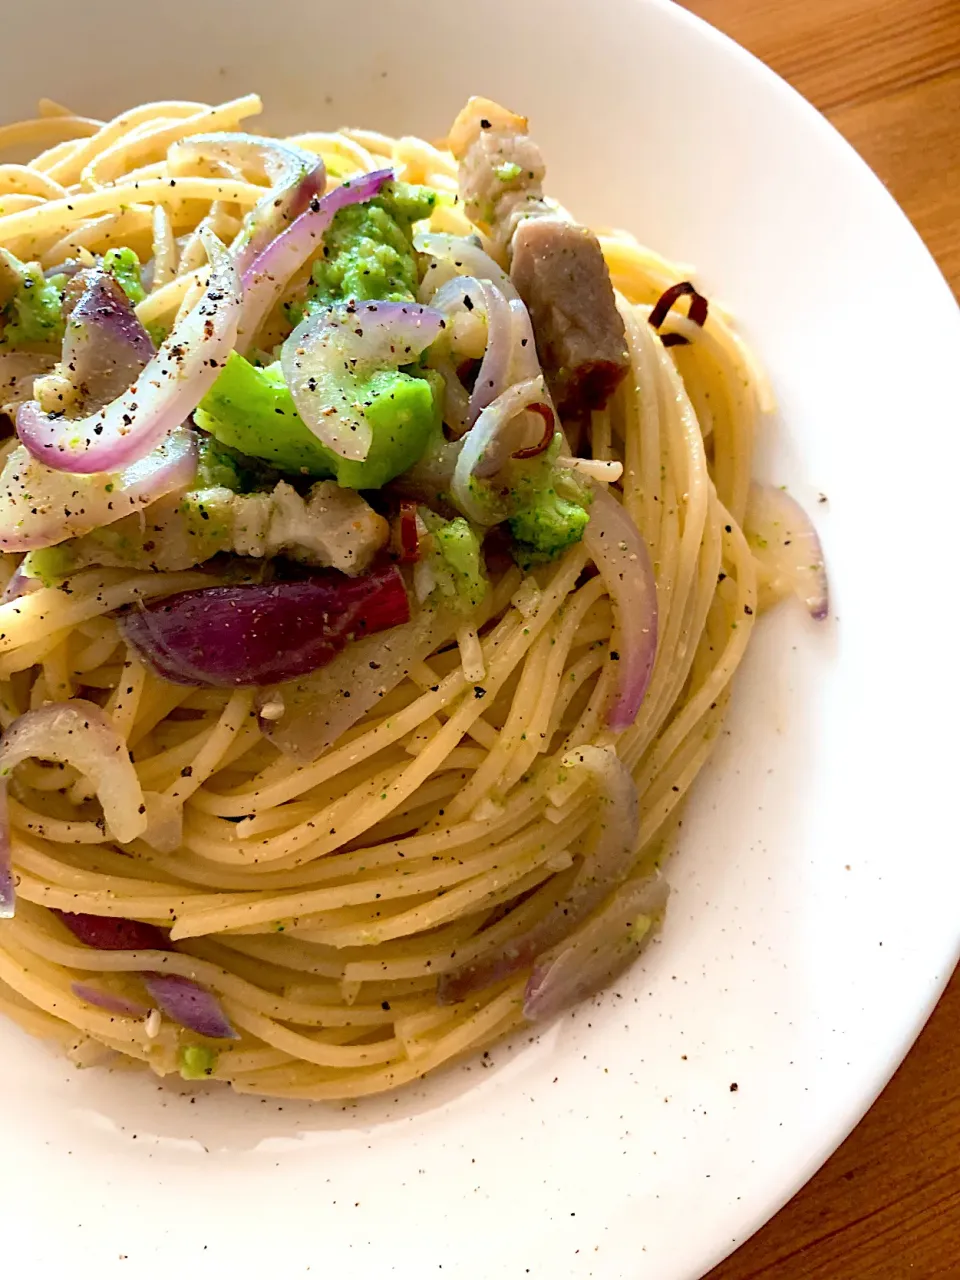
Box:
[677,0,960,1274]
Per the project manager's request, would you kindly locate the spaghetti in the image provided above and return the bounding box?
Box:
[0,93,825,1101]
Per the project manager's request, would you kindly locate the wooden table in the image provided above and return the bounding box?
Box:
[677,2,960,1276]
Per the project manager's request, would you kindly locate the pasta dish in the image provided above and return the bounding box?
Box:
[0,93,827,1099]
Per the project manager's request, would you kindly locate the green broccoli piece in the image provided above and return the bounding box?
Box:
[421,510,487,612]
[102,246,146,306]
[102,247,167,344]
[196,433,280,493]
[306,180,437,310]
[504,436,592,567]
[196,351,437,489]
[0,251,64,349]
[178,1045,218,1080]
[508,488,591,568]
[196,434,246,492]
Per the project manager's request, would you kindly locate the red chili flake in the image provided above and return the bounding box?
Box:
[397,501,420,562]
[511,403,556,460]
[649,281,709,346]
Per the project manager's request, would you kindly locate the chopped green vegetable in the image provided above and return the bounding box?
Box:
[103,246,166,343]
[196,351,438,489]
[196,433,280,493]
[306,180,436,311]
[508,487,590,568]
[178,1045,218,1080]
[0,250,64,348]
[24,486,233,582]
[196,434,247,492]
[505,436,591,567]
[102,246,146,306]
[421,510,487,612]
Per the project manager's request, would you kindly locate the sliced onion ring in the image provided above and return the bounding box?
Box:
[744,482,829,619]
[282,300,444,462]
[61,269,154,412]
[451,376,550,522]
[0,426,197,552]
[0,701,149,845]
[260,606,458,761]
[54,910,237,1039]
[119,568,411,688]
[583,486,658,730]
[16,229,240,474]
[168,132,326,274]
[237,168,393,354]
[54,910,170,951]
[71,982,151,1018]
[523,870,668,1020]
[438,745,641,1004]
[427,275,514,431]
[415,232,520,303]
[142,973,239,1040]
[0,783,13,918]
[0,563,42,604]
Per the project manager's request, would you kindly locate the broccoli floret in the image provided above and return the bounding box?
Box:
[508,488,590,568]
[196,352,437,489]
[102,246,146,306]
[0,251,64,349]
[421,510,487,612]
[306,180,437,310]
[178,1045,218,1080]
[504,436,592,567]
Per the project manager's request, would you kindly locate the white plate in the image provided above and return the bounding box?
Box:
[1,2,958,1277]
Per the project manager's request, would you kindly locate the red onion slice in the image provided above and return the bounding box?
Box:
[259,605,457,761]
[142,973,239,1040]
[427,275,513,431]
[237,167,393,354]
[0,351,56,412]
[0,782,13,918]
[281,300,444,462]
[439,745,641,1004]
[70,982,151,1018]
[744,482,829,620]
[56,910,237,1039]
[62,269,154,411]
[0,426,197,552]
[56,911,236,1039]
[119,567,411,688]
[55,910,170,951]
[415,232,520,303]
[0,702,149,844]
[0,563,42,603]
[583,487,658,730]
[523,870,668,1020]
[16,229,240,474]
[451,376,551,521]
[169,132,326,274]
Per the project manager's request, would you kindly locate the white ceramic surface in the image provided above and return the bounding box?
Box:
[1,2,958,1277]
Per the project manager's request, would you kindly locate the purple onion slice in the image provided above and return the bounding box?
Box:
[583,486,658,730]
[119,566,411,688]
[142,973,239,1041]
[17,229,240,474]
